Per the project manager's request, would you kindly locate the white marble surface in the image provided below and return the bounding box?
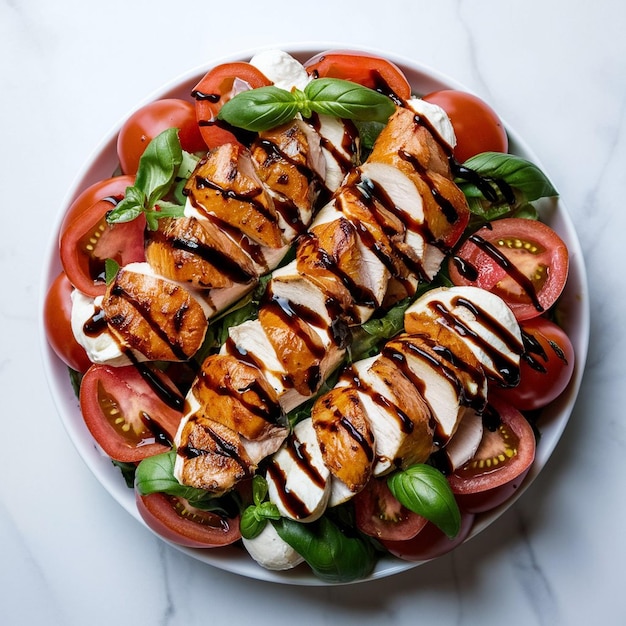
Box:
[1,0,624,624]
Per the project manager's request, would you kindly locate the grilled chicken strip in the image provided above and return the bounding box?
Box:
[102,263,208,362]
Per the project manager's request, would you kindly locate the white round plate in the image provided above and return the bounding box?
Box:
[39,43,590,586]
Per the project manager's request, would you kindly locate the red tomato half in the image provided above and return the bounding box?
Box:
[79,364,184,463]
[422,90,508,163]
[43,271,92,372]
[117,98,207,175]
[381,511,475,562]
[354,477,428,541]
[447,396,536,514]
[448,217,569,321]
[60,197,146,297]
[60,175,135,239]
[304,51,412,102]
[136,491,241,548]
[191,62,272,148]
[494,316,575,411]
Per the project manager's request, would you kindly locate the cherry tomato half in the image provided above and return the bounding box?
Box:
[447,396,536,514]
[59,175,135,240]
[136,491,241,548]
[117,98,207,175]
[43,271,92,373]
[422,90,508,163]
[304,50,412,102]
[353,477,428,541]
[191,62,272,148]
[60,197,146,297]
[448,217,569,321]
[494,316,575,411]
[381,511,475,562]
[79,363,184,463]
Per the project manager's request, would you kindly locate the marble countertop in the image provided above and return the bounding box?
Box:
[1,0,624,624]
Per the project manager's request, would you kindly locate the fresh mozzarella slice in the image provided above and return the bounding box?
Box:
[443,408,484,471]
[406,97,457,150]
[405,285,523,387]
[242,522,304,571]
[266,418,331,523]
[249,49,311,91]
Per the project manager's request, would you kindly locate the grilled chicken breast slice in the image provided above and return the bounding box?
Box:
[184,143,285,249]
[145,216,258,290]
[102,264,208,362]
[311,385,376,494]
[174,411,253,495]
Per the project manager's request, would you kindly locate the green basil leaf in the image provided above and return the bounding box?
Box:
[135,127,184,207]
[305,78,395,123]
[387,464,461,539]
[218,86,300,132]
[106,189,144,224]
[104,258,120,285]
[462,152,558,201]
[273,515,377,583]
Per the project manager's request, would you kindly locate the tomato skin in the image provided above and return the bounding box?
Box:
[136,491,241,548]
[353,477,428,541]
[381,511,475,562]
[117,99,207,175]
[494,317,575,411]
[59,175,135,240]
[79,364,184,463]
[447,397,536,514]
[44,271,92,372]
[304,51,412,101]
[448,217,569,321]
[60,197,146,297]
[422,89,508,163]
[191,62,272,148]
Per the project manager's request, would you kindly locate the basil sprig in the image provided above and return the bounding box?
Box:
[217,77,396,132]
[239,475,281,540]
[455,151,558,226]
[107,128,198,231]
[387,464,461,538]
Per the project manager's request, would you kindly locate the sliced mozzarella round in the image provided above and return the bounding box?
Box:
[405,285,523,387]
[266,418,331,523]
[442,408,484,471]
[242,522,305,571]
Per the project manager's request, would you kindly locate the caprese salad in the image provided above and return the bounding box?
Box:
[44,49,575,583]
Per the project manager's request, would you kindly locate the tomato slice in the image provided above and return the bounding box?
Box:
[381,511,475,562]
[79,363,184,463]
[448,217,569,321]
[60,175,135,240]
[117,98,207,175]
[447,396,536,513]
[304,51,412,102]
[422,90,508,163]
[191,62,272,148]
[494,316,575,411]
[136,491,241,548]
[353,477,428,541]
[43,271,92,372]
[60,197,146,297]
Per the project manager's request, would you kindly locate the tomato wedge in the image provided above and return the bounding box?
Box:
[60,175,135,239]
[117,98,207,175]
[494,316,575,411]
[43,271,92,372]
[447,396,536,513]
[304,51,412,102]
[448,217,569,321]
[381,511,475,562]
[353,477,428,541]
[60,197,146,297]
[191,62,272,148]
[79,363,184,463]
[136,491,242,548]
